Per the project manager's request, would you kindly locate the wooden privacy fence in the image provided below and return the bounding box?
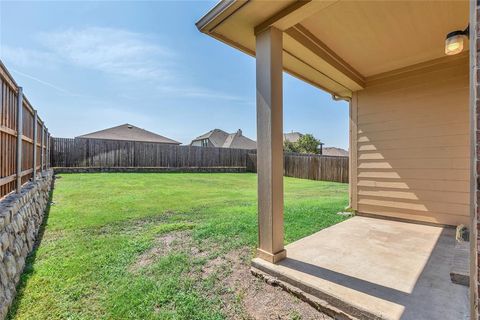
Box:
[51,138,249,168]
[0,61,51,198]
[246,152,349,183]
[51,137,348,183]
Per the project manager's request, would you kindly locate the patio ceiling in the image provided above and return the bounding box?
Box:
[197,0,469,98]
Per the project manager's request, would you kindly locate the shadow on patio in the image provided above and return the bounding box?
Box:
[252,216,469,320]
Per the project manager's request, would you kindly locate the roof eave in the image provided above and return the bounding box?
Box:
[196,1,356,99]
[195,0,241,33]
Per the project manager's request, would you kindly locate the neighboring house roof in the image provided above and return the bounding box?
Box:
[223,132,257,149]
[283,132,303,143]
[191,129,256,149]
[194,129,230,147]
[323,147,349,157]
[76,124,181,144]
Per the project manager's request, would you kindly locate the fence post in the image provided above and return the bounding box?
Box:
[46,132,48,168]
[46,131,50,168]
[44,128,47,171]
[33,110,38,182]
[16,87,23,193]
[41,123,44,172]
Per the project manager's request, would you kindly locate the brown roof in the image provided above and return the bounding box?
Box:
[77,124,181,144]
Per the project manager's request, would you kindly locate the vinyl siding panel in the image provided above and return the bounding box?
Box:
[353,56,469,226]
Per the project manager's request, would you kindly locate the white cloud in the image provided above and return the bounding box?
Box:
[37,27,172,81]
[0,46,56,68]
[1,26,246,103]
[157,85,249,103]
[9,67,80,96]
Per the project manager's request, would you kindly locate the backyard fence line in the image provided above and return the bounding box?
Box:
[0,61,51,198]
[51,137,348,183]
[50,138,250,168]
[246,152,349,183]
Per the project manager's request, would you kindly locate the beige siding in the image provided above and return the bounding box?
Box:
[353,56,469,226]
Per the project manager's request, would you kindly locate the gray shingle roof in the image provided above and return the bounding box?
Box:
[77,124,181,144]
[191,129,256,149]
[194,129,230,147]
[323,147,349,157]
[223,132,256,149]
[283,132,303,143]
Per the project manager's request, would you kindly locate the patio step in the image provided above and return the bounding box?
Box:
[251,266,360,320]
[450,241,469,286]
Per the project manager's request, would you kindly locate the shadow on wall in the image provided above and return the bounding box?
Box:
[356,133,469,226]
[354,55,469,227]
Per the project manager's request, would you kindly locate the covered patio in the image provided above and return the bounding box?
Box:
[197,1,473,319]
[252,216,468,319]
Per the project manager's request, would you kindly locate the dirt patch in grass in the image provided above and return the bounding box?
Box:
[129,230,194,272]
[130,228,332,319]
[202,255,225,278]
[206,248,332,320]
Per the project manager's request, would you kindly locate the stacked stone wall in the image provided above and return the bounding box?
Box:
[0,170,53,319]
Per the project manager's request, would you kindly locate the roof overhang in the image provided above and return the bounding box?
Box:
[197,0,469,99]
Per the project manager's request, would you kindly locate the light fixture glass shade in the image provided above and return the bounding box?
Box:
[445,35,464,55]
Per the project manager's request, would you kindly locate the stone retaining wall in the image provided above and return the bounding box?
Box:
[53,167,246,174]
[0,170,53,319]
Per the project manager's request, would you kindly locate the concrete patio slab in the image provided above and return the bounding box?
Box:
[251,216,469,320]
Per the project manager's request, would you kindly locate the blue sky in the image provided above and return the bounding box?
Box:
[0,1,348,149]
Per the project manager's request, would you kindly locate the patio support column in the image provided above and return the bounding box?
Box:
[255,27,286,263]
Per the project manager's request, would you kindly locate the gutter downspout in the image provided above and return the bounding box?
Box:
[332,94,351,102]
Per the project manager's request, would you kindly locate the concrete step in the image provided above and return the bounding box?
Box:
[251,266,360,320]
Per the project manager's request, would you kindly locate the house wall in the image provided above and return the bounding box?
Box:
[191,139,212,147]
[352,55,469,226]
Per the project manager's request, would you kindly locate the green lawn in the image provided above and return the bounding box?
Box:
[8,173,348,320]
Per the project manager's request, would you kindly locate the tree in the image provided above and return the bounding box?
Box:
[283,140,300,153]
[284,133,322,154]
[297,134,322,154]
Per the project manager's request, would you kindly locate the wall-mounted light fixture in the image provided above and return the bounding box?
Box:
[445,26,469,55]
